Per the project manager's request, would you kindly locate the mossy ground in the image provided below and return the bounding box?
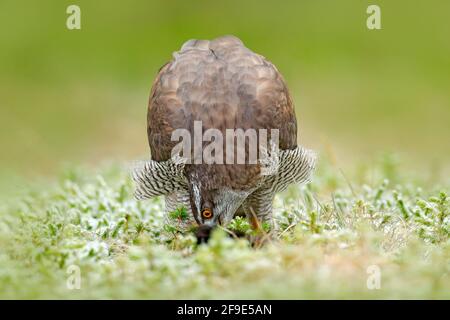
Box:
[0,156,448,299]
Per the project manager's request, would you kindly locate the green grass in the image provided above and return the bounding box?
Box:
[0,157,448,299]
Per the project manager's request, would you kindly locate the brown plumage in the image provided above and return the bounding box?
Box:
[134,35,315,237]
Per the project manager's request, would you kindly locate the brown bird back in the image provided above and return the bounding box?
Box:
[147,35,297,190]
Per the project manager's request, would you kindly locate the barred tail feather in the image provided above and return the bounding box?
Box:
[264,146,317,193]
[281,146,317,185]
[131,159,187,200]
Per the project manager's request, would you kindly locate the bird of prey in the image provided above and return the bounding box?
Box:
[133,35,315,241]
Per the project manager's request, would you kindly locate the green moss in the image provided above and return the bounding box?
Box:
[0,157,448,299]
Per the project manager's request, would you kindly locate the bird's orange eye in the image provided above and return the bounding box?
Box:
[201,208,213,219]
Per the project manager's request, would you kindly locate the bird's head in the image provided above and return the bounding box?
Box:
[185,166,255,243]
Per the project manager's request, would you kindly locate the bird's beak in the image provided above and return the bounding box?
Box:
[195,224,214,244]
[195,213,229,243]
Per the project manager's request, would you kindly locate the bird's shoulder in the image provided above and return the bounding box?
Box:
[148,36,297,161]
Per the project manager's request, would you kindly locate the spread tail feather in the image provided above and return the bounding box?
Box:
[131,159,187,200]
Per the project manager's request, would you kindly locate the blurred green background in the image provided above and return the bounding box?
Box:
[1,0,449,188]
